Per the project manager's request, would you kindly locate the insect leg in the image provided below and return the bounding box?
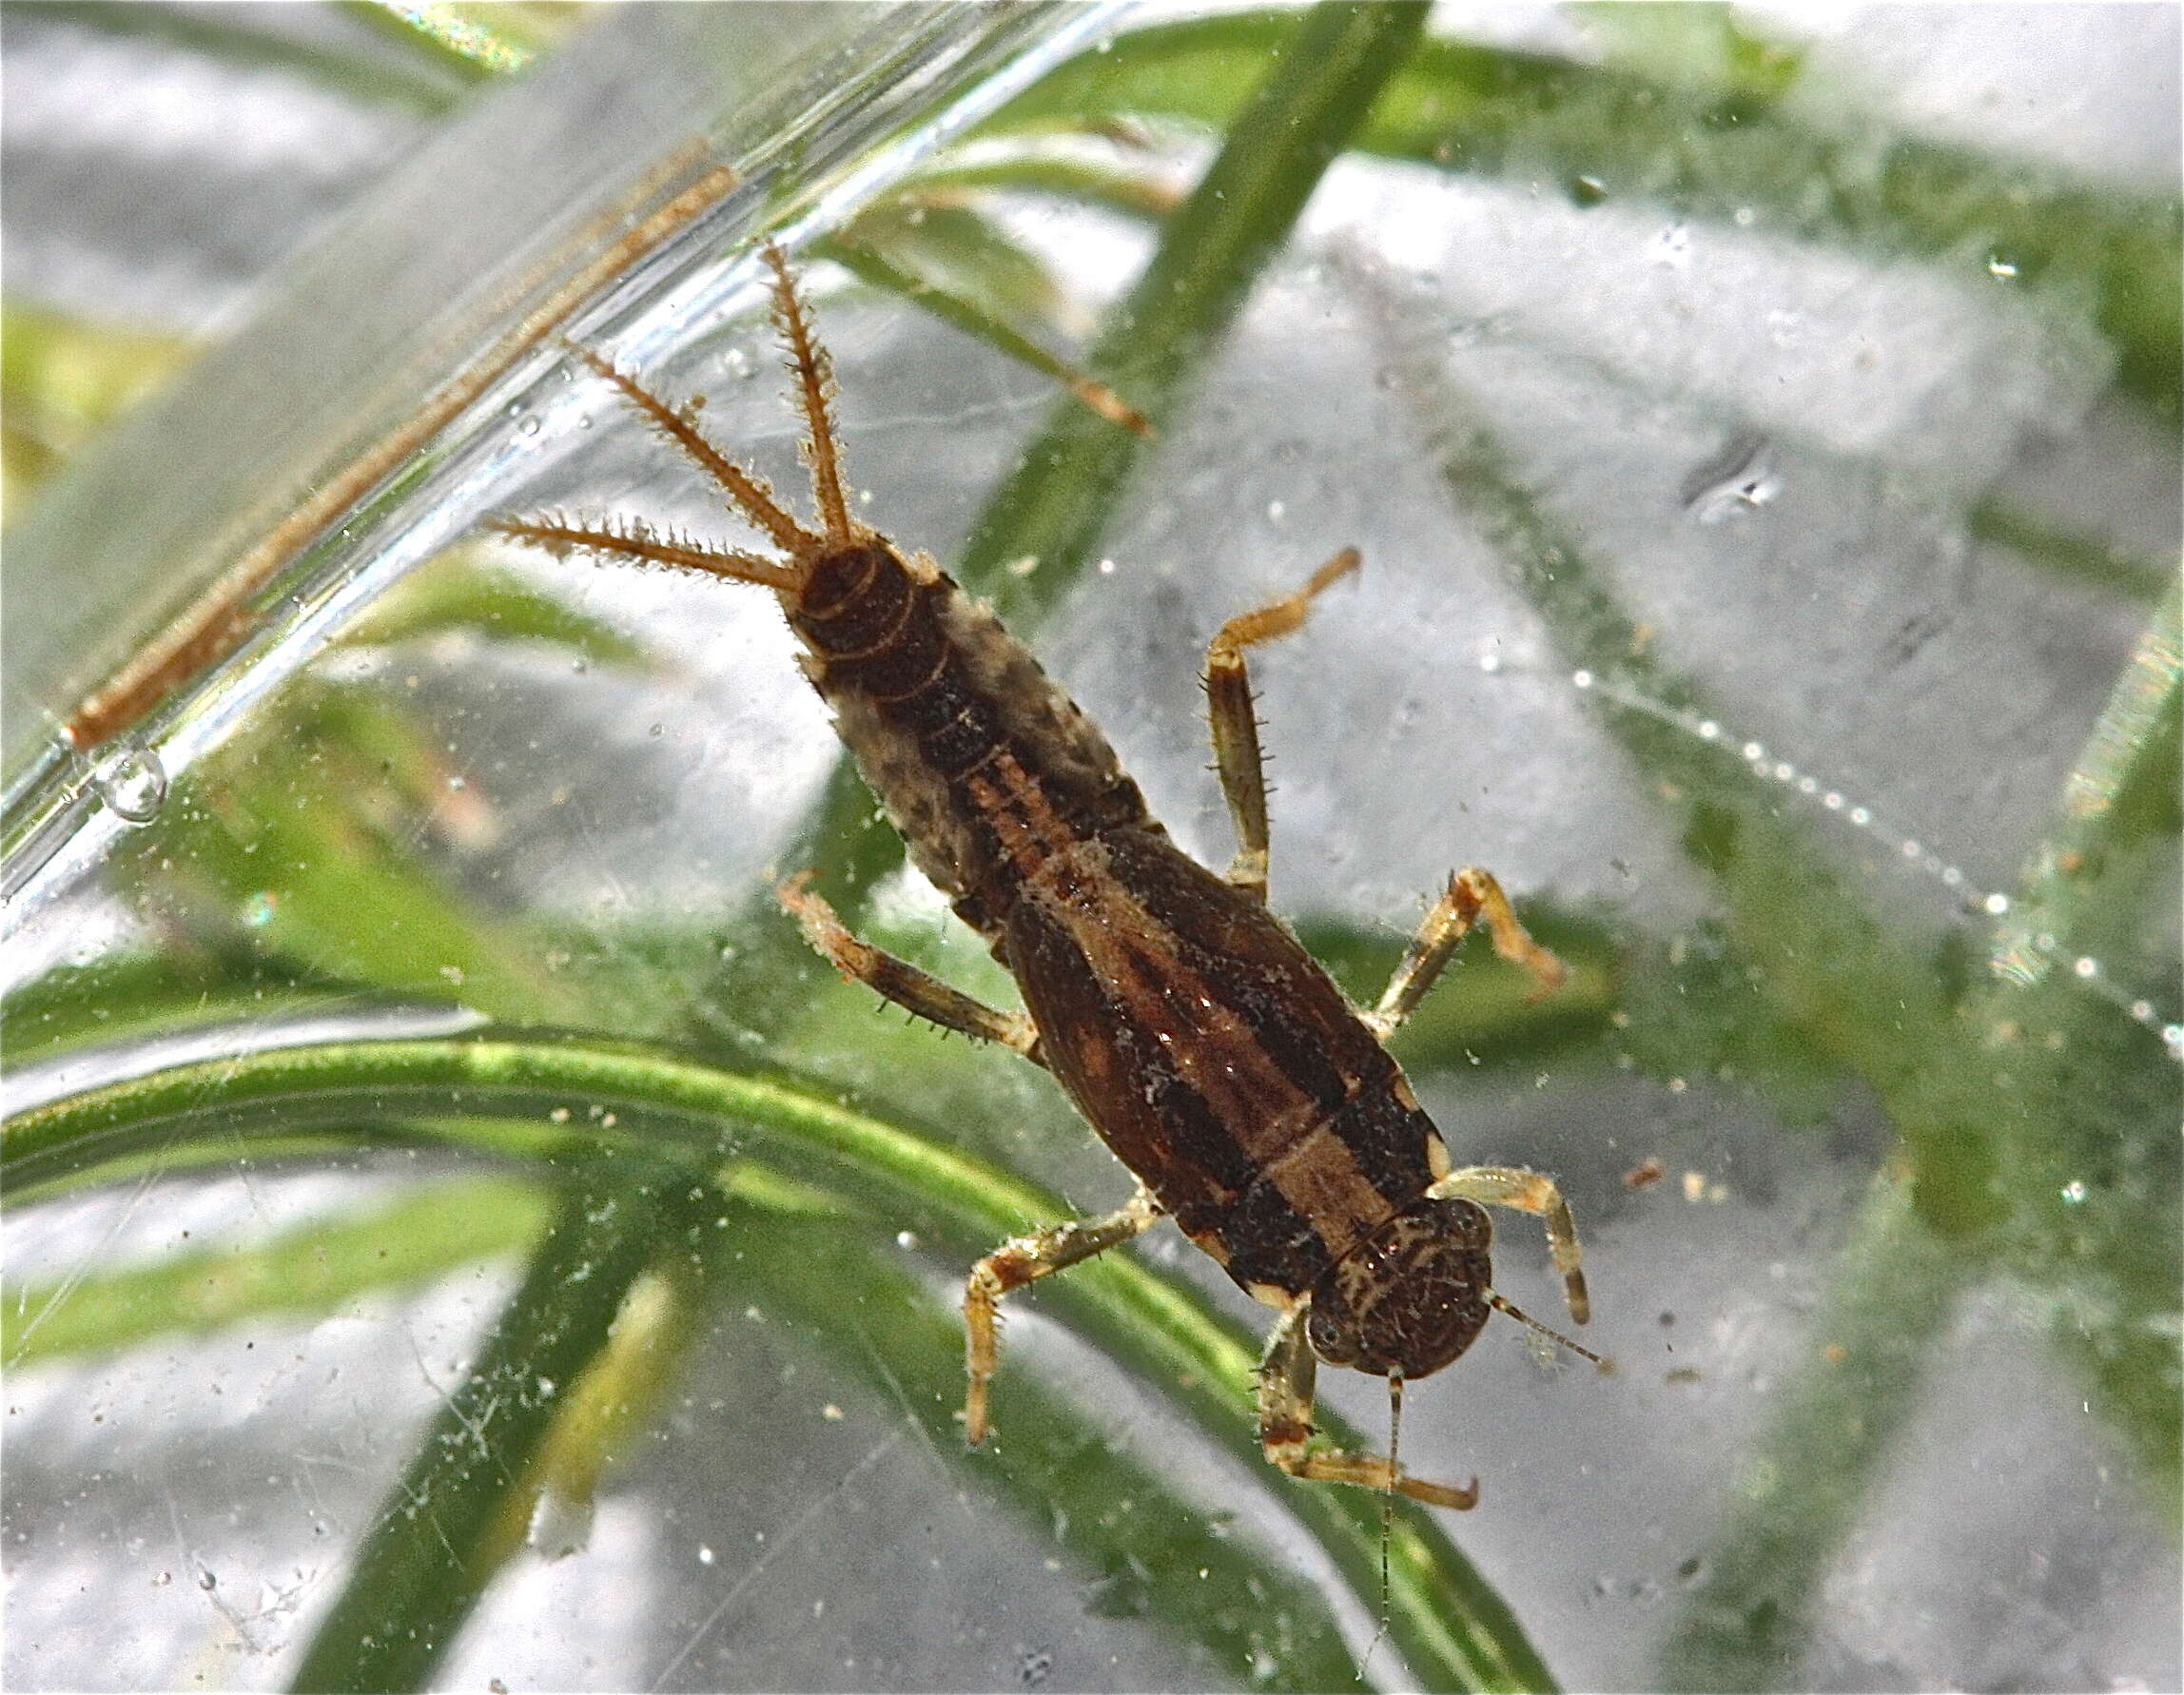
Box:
[1203,548,1361,902]
[1362,867,1565,1038]
[1257,1303,1477,1508]
[1426,1166,1590,1324]
[779,874,1043,1064]
[964,1185,1162,1445]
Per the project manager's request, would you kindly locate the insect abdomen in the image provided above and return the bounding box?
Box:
[790,539,1154,945]
[1003,823,1445,1298]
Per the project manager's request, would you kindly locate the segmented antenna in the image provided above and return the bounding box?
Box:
[760,244,854,544]
[556,336,814,556]
[1489,1292,1611,1370]
[1373,1374,1405,1662]
[484,512,798,592]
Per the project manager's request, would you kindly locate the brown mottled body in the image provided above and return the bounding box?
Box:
[789,539,1150,950]
[794,537,1491,1366]
[494,246,1599,1511]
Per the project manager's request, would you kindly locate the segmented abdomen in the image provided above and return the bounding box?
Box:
[789,539,1153,946]
[1002,824,1445,1297]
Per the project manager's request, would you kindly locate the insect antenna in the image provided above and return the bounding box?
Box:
[484,510,800,593]
[1370,1373,1405,1666]
[760,244,856,546]
[1489,1291,1612,1371]
[555,336,816,557]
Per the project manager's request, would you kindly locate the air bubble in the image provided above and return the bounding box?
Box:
[1571,670,1594,690]
[1683,436,1781,522]
[2060,1180,2088,1203]
[1848,807,1872,827]
[91,746,167,824]
[1742,742,1765,762]
[2074,957,2098,980]
[517,416,541,438]
[1479,652,1502,674]
[1984,892,2011,916]
[1696,720,1720,740]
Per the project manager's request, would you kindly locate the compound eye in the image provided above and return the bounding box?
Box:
[1304,1293,1365,1370]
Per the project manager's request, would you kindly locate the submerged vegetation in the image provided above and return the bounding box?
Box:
[5,5,2176,1690]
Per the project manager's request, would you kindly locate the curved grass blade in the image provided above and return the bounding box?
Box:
[896,147,1186,223]
[5,0,470,117]
[697,1193,1373,1691]
[4,1033,1557,1691]
[345,0,546,82]
[339,554,649,661]
[1967,498,2174,603]
[821,224,1152,438]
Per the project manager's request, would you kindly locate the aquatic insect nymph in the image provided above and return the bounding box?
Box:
[491,245,1603,1510]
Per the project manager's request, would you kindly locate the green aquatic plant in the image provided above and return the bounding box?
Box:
[5,6,2174,1691]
